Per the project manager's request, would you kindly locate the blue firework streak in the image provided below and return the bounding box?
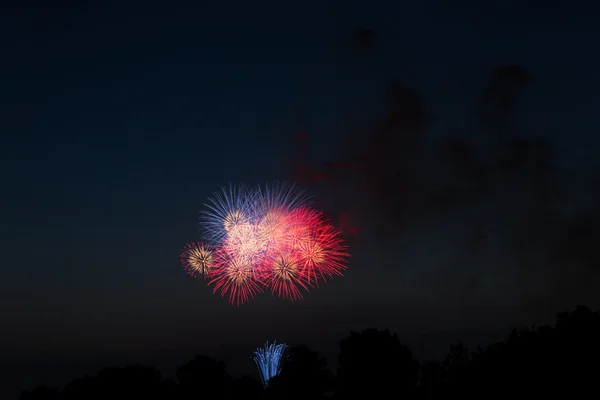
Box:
[253,341,288,388]
[200,184,257,245]
[254,181,311,215]
[200,182,310,246]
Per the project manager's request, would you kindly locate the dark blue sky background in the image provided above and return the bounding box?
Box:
[1,0,600,397]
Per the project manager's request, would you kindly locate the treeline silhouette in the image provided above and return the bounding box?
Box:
[19,305,599,399]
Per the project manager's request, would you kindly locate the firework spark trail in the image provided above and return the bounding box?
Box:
[253,341,288,388]
[298,223,349,283]
[254,181,311,215]
[180,182,350,305]
[209,247,264,306]
[180,242,214,278]
[264,252,310,301]
[200,184,256,245]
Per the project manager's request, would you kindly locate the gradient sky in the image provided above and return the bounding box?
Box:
[1,2,599,392]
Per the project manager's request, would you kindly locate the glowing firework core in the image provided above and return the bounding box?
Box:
[181,243,213,278]
[180,182,350,305]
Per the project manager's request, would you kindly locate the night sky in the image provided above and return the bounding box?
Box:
[1,0,600,397]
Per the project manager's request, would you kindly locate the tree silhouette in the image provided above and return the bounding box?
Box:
[420,361,446,399]
[230,375,263,398]
[19,386,60,400]
[554,305,600,394]
[176,355,232,399]
[61,364,163,400]
[17,306,600,400]
[336,329,419,399]
[442,342,474,397]
[463,306,600,398]
[266,345,333,399]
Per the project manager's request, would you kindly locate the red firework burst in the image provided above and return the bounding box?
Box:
[295,221,349,285]
[208,246,264,306]
[263,252,310,301]
[182,183,351,305]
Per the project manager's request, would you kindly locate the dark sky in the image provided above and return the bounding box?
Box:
[1,0,600,396]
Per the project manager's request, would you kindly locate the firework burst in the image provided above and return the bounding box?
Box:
[208,246,264,306]
[200,184,256,245]
[180,242,214,278]
[254,181,311,215]
[180,182,350,305]
[254,341,288,388]
[264,252,308,301]
[297,223,348,284]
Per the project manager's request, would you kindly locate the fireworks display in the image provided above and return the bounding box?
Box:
[253,341,288,388]
[180,242,213,278]
[180,182,350,305]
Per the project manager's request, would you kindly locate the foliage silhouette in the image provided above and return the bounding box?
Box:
[19,386,60,400]
[229,375,263,398]
[18,306,600,400]
[265,345,333,399]
[420,361,445,399]
[336,328,419,399]
[59,364,165,400]
[175,354,232,399]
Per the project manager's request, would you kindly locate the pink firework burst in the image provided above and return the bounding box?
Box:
[181,182,351,305]
[296,223,349,284]
[208,246,264,306]
[263,251,310,301]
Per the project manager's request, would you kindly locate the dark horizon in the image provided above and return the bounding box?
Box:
[0,320,543,398]
[0,304,562,398]
[13,305,600,399]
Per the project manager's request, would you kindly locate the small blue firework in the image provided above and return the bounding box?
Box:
[253,341,288,388]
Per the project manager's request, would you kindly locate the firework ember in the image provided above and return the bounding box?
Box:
[180,182,350,305]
